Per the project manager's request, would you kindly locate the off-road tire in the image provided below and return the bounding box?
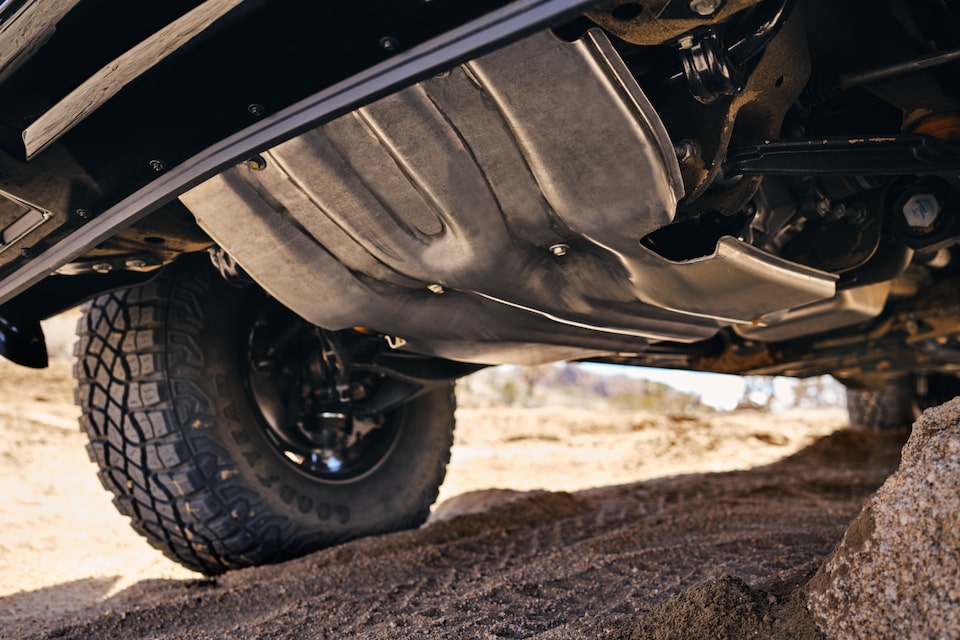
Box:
[73,262,455,574]
[846,374,960,431]
[846,380,916,431]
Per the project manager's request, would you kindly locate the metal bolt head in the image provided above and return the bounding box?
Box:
[75,208,91,219]
[18,247,32,259]
[248,103,265,117]
[815,197,832,216]
[674,139,701,163]
[92,262,113,273]
[247,155,268,171]
[550,243,569,257]
[689,0,723,17]
[149,159,166,172]
[902,192,941,229]
[380,36,398,52]
[124,258,147,270]
[427,283,444,294]
[844,203,868,226]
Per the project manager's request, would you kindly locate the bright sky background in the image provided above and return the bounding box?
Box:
[581,363,801,411]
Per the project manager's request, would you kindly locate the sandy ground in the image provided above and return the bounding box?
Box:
[0,357,908,638]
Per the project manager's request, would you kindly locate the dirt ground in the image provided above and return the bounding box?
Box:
[0,357,908,639]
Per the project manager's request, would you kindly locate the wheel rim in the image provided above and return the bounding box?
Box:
[241,302,401,482]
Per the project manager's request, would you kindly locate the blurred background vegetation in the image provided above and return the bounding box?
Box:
[457,363,845,413]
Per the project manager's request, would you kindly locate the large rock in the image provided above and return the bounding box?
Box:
[807,398,960,637]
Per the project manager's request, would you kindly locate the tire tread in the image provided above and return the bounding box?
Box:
[74,267,455,574]
[74,280,249,573]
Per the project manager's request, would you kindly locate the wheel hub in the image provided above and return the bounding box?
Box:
[243,306,399,481]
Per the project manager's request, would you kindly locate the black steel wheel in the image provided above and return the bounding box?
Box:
[74,260,455,574]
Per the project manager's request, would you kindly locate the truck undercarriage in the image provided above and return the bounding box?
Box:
[2,0,959,571]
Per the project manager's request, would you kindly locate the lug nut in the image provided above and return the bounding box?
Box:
[902,192,941,229]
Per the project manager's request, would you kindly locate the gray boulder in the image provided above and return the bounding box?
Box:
[807,398,960,638]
